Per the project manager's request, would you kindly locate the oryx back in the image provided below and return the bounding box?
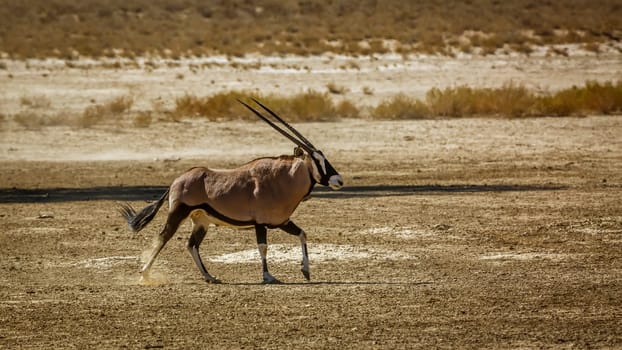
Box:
[171,155,314,227]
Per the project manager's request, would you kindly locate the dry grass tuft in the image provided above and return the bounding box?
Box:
[282,91,340,121]
[425,83,536,118]
[173,91,249,120]
[373,94,430,120]
[370,80,622,119]
[8,81,622,130]
[13,111,44,130]
[106,95,134,115]
[335,100,360,119]
[132,111,153,128]
[79,95,134,127]
[120,80,622,124]
[20,95,52,109]
[538,80,622,116]
[173,90,356,121]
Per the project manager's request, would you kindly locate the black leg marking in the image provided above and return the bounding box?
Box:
[279,220,303,236]
[188,225,207,250]
[255,224,268,244]
[255,225,280,284]
[187,225,220,283]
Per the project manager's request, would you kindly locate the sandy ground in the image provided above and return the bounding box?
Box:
[1,53,622,349]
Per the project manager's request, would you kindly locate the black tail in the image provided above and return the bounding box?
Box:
[119,189,170,233]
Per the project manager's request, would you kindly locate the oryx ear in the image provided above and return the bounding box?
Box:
[293,146,304,157]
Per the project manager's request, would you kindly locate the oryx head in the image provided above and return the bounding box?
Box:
[239,98,343,190]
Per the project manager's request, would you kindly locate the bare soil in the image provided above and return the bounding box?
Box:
[1,55,622,349]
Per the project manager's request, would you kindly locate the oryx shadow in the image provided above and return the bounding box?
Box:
[0,186,168,203]
[0,183,566,203]
[219,280,434,287]
[311,183,566,198]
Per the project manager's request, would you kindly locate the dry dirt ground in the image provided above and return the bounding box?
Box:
[1,54,622,349]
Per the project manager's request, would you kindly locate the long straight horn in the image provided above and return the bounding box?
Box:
[238,99,314,153]
[250,97,317,150]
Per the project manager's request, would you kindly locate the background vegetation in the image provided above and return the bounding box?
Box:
[2,1,621,126]
[1,0,621,58]
[11,81,620,130]
[174,80,622,120]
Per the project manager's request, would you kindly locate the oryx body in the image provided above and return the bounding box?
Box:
[120,99,343,284]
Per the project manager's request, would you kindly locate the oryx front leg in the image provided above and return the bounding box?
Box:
[299,230,310,281]
[255,225,281,284]
[187,218,220,284]
[280,221,310,281]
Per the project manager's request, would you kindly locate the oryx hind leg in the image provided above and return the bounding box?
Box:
[188,212,220,284]
[280,221,310,281]
[141,204,188,278]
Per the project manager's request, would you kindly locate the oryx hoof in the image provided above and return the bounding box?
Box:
[204,274,221,284]
[301,268,310,281]
[205,277,222,284]
[262,276,282,285]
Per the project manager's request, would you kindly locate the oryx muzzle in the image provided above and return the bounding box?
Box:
[120,99,343,284]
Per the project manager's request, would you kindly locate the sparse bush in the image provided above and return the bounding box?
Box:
[335,100,359,118]
[372,94,430,119]
[173,91,250,119]
[80,104,107,127]
[368,80,622,119]
[425,83,537,118]
[11,80,622,131]
[20,95,51,109]
[107,95,134,115]
[426,86,478,117]
[492,83,536,117]
[538,80,622,116]
[170,80,622,123]
[133,111,152,128]
[78,95,134,127]
[13,111,44,129]
[173,90,344,121]
[580,80,622,114]
[285,91,339,121]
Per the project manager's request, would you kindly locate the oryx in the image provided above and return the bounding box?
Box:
[119,98,343,284]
